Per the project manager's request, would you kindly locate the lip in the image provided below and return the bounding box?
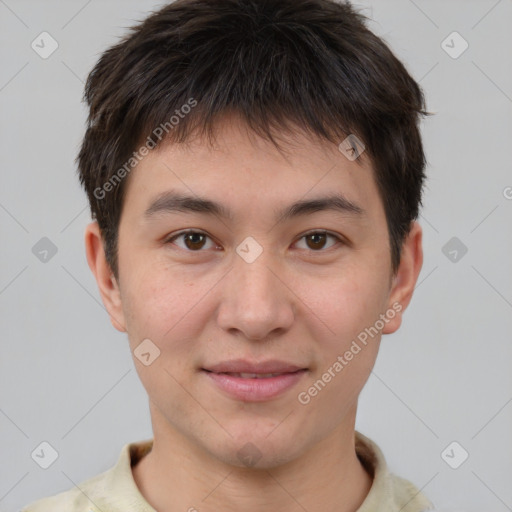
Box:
[202,359,308,402]
[203,359,306,374]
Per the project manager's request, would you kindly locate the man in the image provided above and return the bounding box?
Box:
[22,0,434,510]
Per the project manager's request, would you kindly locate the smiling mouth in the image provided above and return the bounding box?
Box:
[201,369,308,401]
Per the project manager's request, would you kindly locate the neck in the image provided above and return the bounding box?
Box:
[132,404,372,512]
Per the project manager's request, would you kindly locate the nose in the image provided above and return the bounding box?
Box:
[216,250,295,342]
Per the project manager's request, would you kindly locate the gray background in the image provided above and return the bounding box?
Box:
[1,1,511,511]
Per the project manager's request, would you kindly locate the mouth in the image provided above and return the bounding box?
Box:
[201,365,308,402]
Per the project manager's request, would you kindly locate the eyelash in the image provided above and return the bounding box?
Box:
[164,229,344,253]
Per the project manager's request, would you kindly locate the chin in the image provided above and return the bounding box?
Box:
[208,431,302,470]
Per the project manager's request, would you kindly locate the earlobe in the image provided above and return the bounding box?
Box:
[84,222,127,332]
[382,221,423,335]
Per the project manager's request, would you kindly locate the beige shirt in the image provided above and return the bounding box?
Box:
[22,431,434,512]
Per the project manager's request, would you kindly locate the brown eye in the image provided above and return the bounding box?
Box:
[306,233,327,250]
[167,231,216,251]
[296,231,340,251]
[183,232,207,250]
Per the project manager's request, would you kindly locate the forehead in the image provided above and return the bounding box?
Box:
[122,116,381,221]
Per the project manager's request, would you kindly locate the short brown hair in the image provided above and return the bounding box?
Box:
[77,0,431,279]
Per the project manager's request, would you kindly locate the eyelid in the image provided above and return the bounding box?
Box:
[299,229,341,239]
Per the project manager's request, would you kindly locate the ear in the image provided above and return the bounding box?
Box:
[382,221,423,335]
[84,221,127,332]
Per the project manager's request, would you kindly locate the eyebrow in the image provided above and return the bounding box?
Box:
[144,190,365,223]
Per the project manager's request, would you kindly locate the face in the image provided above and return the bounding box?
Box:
[87,115,422,469]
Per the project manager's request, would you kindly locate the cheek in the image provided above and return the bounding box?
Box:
[295,273,384,417]
[120,261,218,353]
[120,269,209,401]
[295,265,387,400]
[311,268,388,344]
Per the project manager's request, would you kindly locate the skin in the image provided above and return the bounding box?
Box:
[85,113,423,512]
